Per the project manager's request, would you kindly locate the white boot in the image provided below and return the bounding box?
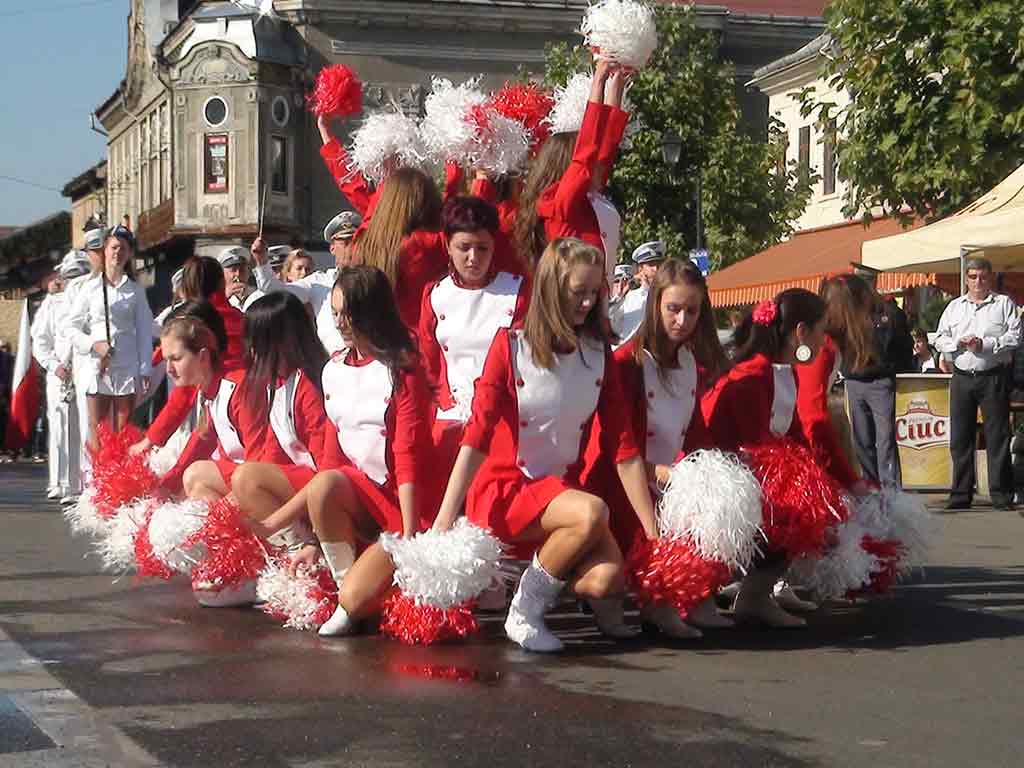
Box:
[588,597,639,639]
[686,596,735,629]
[266,519,315,552]
[734,568,806,629]
[640,602,703,639]
[318,541,356,637]
[773,580,818,613]
[504,554,565,653]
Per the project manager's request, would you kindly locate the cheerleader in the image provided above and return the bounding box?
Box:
[357,168,447,330]
[317,115,379,239]
[432,238,649,653]
[264,266,431,637]
[515,60,629,273]
[585,259,732,637]
[67,226,154,452]
[701,289,828,628]
[418,196,530,480]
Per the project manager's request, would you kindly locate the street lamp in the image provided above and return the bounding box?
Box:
[659,130,704,254]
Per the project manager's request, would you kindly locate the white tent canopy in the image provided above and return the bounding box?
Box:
[861,162,1024,276]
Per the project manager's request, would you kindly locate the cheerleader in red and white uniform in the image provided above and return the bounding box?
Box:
[419,196,530,481]
[432,237,653,653]
[584,259,733,638]
[317,115,378,241]
[266,266,432,637]
[701,289,829,628]
[514,60,629,274]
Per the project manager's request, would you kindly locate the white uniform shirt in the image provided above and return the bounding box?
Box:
[253,264,344,353]
[31,293,67,375]
[610,285,649,347]
[933,292,1021,372]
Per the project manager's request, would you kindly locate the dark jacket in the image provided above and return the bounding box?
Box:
[841,301,915,381]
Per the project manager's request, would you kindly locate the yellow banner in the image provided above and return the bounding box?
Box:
[894,374,952,489]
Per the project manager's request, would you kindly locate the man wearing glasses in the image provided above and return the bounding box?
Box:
[934,257,1021,511]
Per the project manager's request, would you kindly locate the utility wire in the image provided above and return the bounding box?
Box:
[0,175,64,194]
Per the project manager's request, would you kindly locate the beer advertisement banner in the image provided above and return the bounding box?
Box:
[894,374,952,490]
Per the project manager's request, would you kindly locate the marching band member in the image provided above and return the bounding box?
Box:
[418,196,530,479]
[218,247,260,312]
[609,241,665,345]
[515,61,630,275]
[250,211,363,354]
[701,289,828,628]
[263,266,432,637]
[585,259,732,637]
[67,226,154,452]
[432,238,648,653]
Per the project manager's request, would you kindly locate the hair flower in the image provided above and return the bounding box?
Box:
[752,299,777,326]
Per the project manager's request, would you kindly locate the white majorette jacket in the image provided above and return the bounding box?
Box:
[268,370,318,470]
[639,346,699,467]
[420,270,527,424]
[208,376,245,463]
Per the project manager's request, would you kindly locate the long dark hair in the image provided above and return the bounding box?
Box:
[514,132,575,268]
[333,265,417,384]
[820,273,880,371]
[733,288,826,364]
[162,299,228,359]
[633,259,729,384]
[242,292,328,411]
[181,256,226,300]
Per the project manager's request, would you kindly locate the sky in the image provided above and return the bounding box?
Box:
[0,0,128,228]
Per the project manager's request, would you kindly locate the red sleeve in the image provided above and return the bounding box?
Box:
[444,161,463,202]
[320,138,373,214]
[146,385,198,446]
[295,374,329,468]
[151,347,163,367]
[599,345,639,464]
[461,330,513,454]
[795,340,858,488]
[596,105,629,186]
[549,100,606,219]
[492,230,526,277]
[471,176,499,205]
[417,282,445,404]
[392,366,430,487]
[702,368,772,452]
[611,345,644,464]
[396,232,448,331]
[159,411,217,494]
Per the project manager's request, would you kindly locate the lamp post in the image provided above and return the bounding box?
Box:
[660,130,703,252]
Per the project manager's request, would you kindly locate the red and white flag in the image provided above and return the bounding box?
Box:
[4,299,41,452]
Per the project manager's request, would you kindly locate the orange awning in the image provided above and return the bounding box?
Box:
[708,217,934,308]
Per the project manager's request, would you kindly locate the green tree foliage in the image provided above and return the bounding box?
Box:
[801,0,1024,224]
[541,6,812,270]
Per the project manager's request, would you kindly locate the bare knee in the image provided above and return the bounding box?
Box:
[182,464,203,497]
[574,561,626,600]
[230,463,259,499]
[574,496,609,544]
[306,470,344,526]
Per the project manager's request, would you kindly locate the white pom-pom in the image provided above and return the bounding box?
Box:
[470,108,532,176]
[419,76,487,165]
[580,0,659,69]
[147,441,182,478]
[348,110,425,184]
[380,518,505,608]
[147,498,209,574]
[850,489,939,574]
[545,72,593,135]
[94,500,149,573]
[794,520,880,601]
[256,559,335,632]
[657,449,765,572]
[65,486,105,537]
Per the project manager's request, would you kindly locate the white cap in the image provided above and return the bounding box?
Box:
[59,249,91,279]
[267,245,291,267]
[631,240,665,265]
[613,263,635,280]
[217,246,249,268]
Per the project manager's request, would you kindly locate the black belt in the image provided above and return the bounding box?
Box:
[953,365,1007,377]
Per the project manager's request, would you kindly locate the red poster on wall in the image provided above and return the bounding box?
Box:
[205,134,229,193]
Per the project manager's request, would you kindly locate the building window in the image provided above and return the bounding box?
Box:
[205,133,229,193]
[822,119,837,196]
[271,135,288,194]
[203,95,229,128]
[798,126,811,180]
[271,95,290,127]
[776,131,790,175]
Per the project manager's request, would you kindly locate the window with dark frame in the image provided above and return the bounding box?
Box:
[822,119,837,196]
[798,125,811,181]
[271,135,288,194]
[205,133,229,193]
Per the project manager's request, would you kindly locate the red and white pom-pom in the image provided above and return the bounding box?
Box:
[185,497,271,590]
[545,72,593,135]
[256,557,338,631]
[487,81,554,148]
[143,498,209,575]
[419,76,487,165]
[146,440,182,479]
[94,499,151,574]
[627,537,731,617]
[467,105,532,176]
[307,63,363,119]
[742,439,847,560]
[348,111,424,184]
[850,489,938,576]
[792,519,880,601]
[134,504,175,581]
[378,519,505,645]
[65,486,104,537]
[87,423,159,519]
[580,0,659,70]
[658,449,765,573]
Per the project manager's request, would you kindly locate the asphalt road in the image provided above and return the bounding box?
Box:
[1,462,1022,768]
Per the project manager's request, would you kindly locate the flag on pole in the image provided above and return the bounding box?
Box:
[4,299,41,452]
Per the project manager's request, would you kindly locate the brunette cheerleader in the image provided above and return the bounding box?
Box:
[432,238,653,653]
[585,259,733,637]
[418,196,530,479]
[701,289,829,628]
[515,61,629,273]
[262,266,432,637]
[67,226,154,452]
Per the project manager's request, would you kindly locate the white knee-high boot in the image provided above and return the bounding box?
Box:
[504,554,566,653]
[318,541,356,637]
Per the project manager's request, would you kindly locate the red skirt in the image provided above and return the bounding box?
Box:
[215,458,241,486]
[339,466,404,535]
[581,451,642,555]
[280,464,317,493]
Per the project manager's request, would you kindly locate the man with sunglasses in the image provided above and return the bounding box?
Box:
[934,257,1021,511]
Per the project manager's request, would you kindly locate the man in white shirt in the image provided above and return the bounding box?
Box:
[249,210,363,354]
[933,256,1021,511]
[217,247,260,311]
[609,240,665,345]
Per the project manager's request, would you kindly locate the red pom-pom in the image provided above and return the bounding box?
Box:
[854,535,904,596]
[742,439,847,560]
[133,506,175,580]
[487,82,554,147]
[87,423,159,519]
[627,537,731,616]
[307,64,363,119]
[185,497,270,589]
[379,592,479,645]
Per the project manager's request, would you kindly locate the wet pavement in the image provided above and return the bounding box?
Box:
[2,462,1023,767]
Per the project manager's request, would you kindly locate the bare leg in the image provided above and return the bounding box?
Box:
[512,490,608,579]
[111,395,135,434]
[338,542,395,619]
[85,395,111,454]
[568,526,626,600]
[231,462,297,521]
[183,460,230,502]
